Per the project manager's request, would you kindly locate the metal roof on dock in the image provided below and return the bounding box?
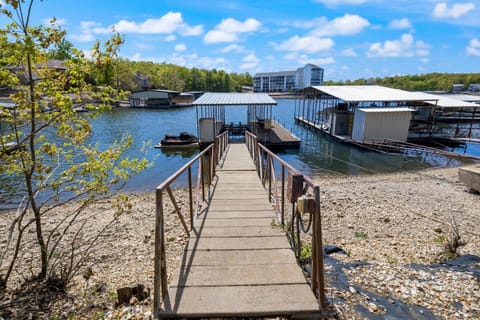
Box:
[193,92,277,106]
[306,85,438,102]
[427,94,480,108]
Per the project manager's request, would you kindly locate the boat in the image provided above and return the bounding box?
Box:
[155,132,199,148]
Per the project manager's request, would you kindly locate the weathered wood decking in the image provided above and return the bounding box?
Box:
[159,143,319,318]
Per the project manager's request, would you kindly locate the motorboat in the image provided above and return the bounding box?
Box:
[155,132,199,148]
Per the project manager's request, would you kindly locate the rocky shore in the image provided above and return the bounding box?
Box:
[1,167,479,319]
[315,167,480,319]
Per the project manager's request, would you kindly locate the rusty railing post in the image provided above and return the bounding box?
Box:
[281,167,285,225]
[153,188,167,317]
[200,156,206,202]
[313,185,326,309]
[268,155,272,202]
[188,167,193,230]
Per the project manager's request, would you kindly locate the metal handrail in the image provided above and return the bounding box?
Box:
[153,131,229,316]
[245,130,326,309]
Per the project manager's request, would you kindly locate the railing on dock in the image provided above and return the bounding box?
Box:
[153,131,228,313]
[245,131,327,308]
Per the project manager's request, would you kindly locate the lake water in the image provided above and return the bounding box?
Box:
[90,98,479,192]
[1,98,479,208]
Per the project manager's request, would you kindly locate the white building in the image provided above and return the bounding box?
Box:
[253,64,324,92]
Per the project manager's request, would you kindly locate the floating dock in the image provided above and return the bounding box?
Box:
[295,115,480,160]
[255,120,300,149]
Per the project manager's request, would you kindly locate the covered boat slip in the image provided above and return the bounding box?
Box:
[193,92,300,148]
[295,85,480,144]
[294,85,480,159]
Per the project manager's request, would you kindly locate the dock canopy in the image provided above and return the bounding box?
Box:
[301,85,438,103]
[192,92,277,145]
[423,93,480,108]
[193,92,276,106]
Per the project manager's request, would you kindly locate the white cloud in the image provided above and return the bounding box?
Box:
[367,33,430,58]
[466,38,480,56]
[111,12,203,35]
[314,0,366,7]
[285,53,335,66]
[276,35,334,53]
[164,35,176,42]
[175,43,186,51]
[180,25,204,36]
[128,52,228,70]
[415,40,430,57]
[71,12,203,43]
[341,48,357,57]
[70,21,103,42]
[220,44,245,53]
[204,18,261,44]
[283,52,335,66]
[388,18,412,29]
[433,2,475,19]
[204,30,238,43]
[307,14,370,37]
[70,33,95,42]
[240,53,260,69]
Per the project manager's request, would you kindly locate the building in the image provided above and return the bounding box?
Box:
[129,89,180,108]
[253,64,324,92]
[468,83,480,92]
[452,84,464,93]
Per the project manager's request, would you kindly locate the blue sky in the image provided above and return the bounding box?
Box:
[1,0,479,81]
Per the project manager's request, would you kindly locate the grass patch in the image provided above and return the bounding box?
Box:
[354,231,368,239]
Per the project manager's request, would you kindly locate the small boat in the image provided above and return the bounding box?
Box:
[155,132,199,148]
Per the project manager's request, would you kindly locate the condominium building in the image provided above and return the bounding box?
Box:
[253,64,324,92]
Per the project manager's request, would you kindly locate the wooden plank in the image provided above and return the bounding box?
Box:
[185,236,290,251]
[194,226,282,237]
[180,248,298,266]
[170,264,308,287]
[199,217,276,227]
[207,201,273,212]
[203,210,275,218]
[161,284,319,317]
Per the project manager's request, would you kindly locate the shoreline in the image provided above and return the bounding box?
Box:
[1,166,479,318]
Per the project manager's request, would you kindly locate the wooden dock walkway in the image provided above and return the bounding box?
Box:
[269,120,301,147]
[159,143,319,318]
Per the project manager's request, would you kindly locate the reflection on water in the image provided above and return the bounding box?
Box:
[159,146,199,159]
[1,100,479,210]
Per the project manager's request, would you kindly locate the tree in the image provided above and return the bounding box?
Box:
[47,38,74,60]
[0,0,147,289]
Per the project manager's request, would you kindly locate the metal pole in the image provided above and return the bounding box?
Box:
[268,156,272,203]
[281,167,285,225]
[200,157,205,202]
[313,185,327,309]
[188,167,193,230]
[153,188,167,317]
[469,107,477,138]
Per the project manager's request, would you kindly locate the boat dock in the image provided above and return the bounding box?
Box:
[256,120,301,148]
[295,115,480,160]
[156,143,320,318]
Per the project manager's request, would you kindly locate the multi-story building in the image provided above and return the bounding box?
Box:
[253,64,324,92]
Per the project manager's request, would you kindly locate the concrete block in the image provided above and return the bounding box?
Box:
[459,165,480,193]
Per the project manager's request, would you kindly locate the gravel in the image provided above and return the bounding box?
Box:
[1,166,478,319]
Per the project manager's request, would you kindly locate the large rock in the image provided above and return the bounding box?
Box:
[117,284,150,305]
[459,165,480,193]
